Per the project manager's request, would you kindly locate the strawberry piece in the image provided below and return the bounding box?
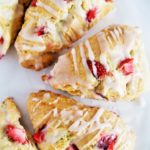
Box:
[35,26,45,36]
[97,134,117,150]
[0,53,4,60]
[86,8,97,23]
[31,0,37,7]
[66,144,79,150]
[118,58,134,75]
[33,131,45,144]
[46,74,53,80]
[0,36,4,45]
[105,0,112,2]
[87,59,107,79]
[6,124,28,144]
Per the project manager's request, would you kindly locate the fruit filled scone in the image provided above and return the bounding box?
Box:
[43,25,147,101]
[0,98,37,150]
[28,90,136,150]
[15,0,114,70]
[0,0,31,58]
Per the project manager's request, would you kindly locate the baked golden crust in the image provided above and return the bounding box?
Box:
[19,0,31,7]
[43,25,147,101]
[18,49,57,70]
[0,98,37,150]
[27,90,136,150]
[0,0,31,57]
[15,0,114,70]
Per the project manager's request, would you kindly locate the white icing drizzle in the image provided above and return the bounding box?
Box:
[36,17,60,41]
[44,106,111,136]
[116,26,123,35]
[0,6,15,21]
[44,119,61,130]
[79,43,97,88]
[85,40,97,78]
[79,44,92,76]
[43,93,51,99]
[36,1,57,17]
[69,108,110,134]
[32,98,39,102]
[73,0,86,19]
[100,54,110,71]
[36,111,52,128]
[52,108,58,117]
[46,129,67,144]
[107,35,114,47]
[114,121,134,150]
[21,44,45,52]
[32,101,42,112]
[32,96,135,149]
[48,97,59,105]
[114,28,121,41]
[71,48,78,73]
[96,26,143,97]
[21,20,43,43]
[103,71,131,97]
[51,0,69,10]
[110,31,118,42]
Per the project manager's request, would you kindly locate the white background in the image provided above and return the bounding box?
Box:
[0,0,150,149]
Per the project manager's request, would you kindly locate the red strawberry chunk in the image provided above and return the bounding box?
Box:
[86,8,97,23]
[118,58,134,75]
[0,36,4,45]
[87,59,107,79]
[105,0,112,2]
[31,0,37,7]
[35,26,45,36]
[6,124,28,144]
[0,53,4,60]
[97,134,117,150]
[66,144,79,150]
[33,131,45,144]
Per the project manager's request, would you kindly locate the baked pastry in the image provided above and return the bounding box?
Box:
[28,90,136,150]
[0,0,31,58]
[43,25,148,101]
[15,0,114,70]
[0,98,37,150]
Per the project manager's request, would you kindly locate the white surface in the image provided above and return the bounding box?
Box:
[0,0,150,149]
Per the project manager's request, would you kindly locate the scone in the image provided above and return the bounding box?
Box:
[0,98,37,150]
[0,0,31,58]
[15,0,114,70]
[27,90,136,150]
[43,25,147,101]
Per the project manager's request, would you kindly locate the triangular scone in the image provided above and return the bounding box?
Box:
[0,98,37,150]
[15,0,114,70]
[43,25,147,101]
[28,90,136,150]
[0,0,31,58]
